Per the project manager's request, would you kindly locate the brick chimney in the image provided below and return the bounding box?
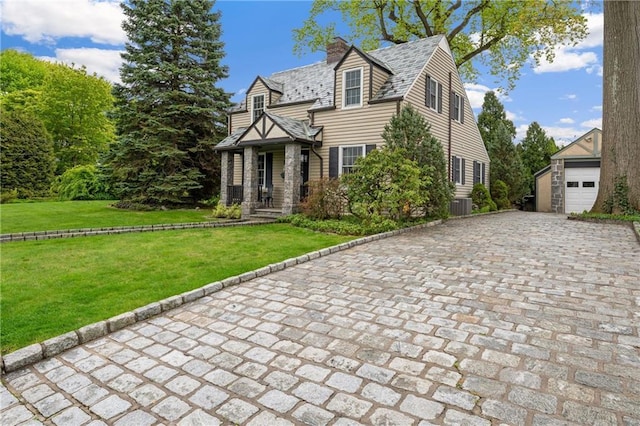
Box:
[327,37,350,64]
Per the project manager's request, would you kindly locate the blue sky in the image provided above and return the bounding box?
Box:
[1,0,603,145]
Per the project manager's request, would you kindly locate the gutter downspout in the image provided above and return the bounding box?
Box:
[448,71,453,181]
[311,138,324,178]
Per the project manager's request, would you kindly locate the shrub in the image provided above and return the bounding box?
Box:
[1,189,19,204]
[342,148,427,222]
[212,203,241,219]
[301,178,347,220]
[491,179,511,210]
[471,183,496,212]
[51,165,113,200]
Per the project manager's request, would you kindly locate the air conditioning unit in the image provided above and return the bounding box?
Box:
[449,198,472,216]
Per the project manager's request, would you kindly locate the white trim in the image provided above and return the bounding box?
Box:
[341,67,363,109]
[452,155,462,185]
[452,92,461,122]
[427,76,439,112]
[338,144,366,175]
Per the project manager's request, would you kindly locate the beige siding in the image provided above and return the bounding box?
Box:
[403,45,490,198]
[268,102,312,121]
[535,169,552,212]
[335,52,371,108]
[371,66,390,101]
[554,129,601,158]
[232,154,243,186]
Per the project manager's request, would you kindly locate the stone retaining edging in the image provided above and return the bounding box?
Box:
[0,219,272,243]
[1,218,455,373]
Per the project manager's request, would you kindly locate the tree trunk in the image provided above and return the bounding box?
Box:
[592,1,640,213]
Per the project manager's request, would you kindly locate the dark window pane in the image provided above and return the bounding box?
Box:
[582,181,595,187]
[567,181,579,188]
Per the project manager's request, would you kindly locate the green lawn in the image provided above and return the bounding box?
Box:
[1,224,353,353]
[0,200,215,234]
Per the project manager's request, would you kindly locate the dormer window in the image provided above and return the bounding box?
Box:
[343,68,362,108]
[252,94,264,122]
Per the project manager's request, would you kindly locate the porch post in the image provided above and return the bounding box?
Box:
[283,143,302,215]
[242,146,259,219]
[219,151,234,206]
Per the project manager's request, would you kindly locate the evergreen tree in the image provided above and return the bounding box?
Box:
[477,91,527,203]
[382,104,455,218]
[0,109,55,198]
[519,122,558,192]
[106,0,230,206]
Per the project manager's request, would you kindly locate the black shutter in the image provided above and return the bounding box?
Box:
[461,158,466,185]
[450,91,455,119]
[365,144,376,154]
[460,97,465,124]
[481,162,486,184]
[473,161,478,184]
[437,83,443,113]
[451,156,456,181]
[329,147,339,178]
[425,75,431,107]
[265,153,273,188]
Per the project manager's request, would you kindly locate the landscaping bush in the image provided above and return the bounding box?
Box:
[301,178,346,220]
[51,165,113,200]
[342,148,427,222]
[279,213,403,236]
[1,189,19,204]
[471,183,497,212]
[491,179,511,210]
[212,203,241,219]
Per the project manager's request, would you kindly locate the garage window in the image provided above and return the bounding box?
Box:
[567,181,579,188]
[583,181,595,188]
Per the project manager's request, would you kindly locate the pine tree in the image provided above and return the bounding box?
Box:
[382,105,455,218]
[106,0,230,206]
[477,92,527,204]
[519,122,558,193]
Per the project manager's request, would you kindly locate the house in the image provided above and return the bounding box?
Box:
[535,128,602,213]
[216,36,490,219]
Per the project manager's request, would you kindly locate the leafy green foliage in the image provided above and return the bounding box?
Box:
[519,122,558,193]
[51,165,113,200]
[603,176,638,215]
[342,148,427,222]
[491,179,511,210]
[1,189,19,204]
[106,0,230,206]
[0,109,55,198]
[0,50,115,175]
[293,0,587,89]
[301,178,347,220]
[478,92,527,202]
[382,105,454,218]
[279,214,403,236]
[212,203,241,219]
[471,183,496,212]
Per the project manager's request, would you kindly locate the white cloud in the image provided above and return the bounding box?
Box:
[532,13,602,74]
[515,124,529,142]
[581,118,602,129]
[558,118,575,124]
[591,105,602,111]
[40,48,123,83]
[560,94,578,100]
[463,83,510,109]
[540,126,586,146]
[1,0,125,45]
[505,110,525,123]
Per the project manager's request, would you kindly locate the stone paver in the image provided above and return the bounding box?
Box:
[2,212,639,425]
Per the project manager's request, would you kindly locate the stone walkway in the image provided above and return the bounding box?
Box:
[1,212,639,425]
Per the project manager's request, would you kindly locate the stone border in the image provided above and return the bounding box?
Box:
[0,219,273,243]
[1,218,453,374]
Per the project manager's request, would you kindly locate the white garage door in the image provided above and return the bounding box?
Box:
[565,167,600,213]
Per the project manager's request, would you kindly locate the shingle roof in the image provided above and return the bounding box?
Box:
[230,35,443,112]
[217,126,247,149]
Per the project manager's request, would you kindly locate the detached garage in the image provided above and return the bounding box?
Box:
[535,128,601,214]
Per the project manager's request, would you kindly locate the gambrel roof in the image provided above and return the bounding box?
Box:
[230,35,444,112]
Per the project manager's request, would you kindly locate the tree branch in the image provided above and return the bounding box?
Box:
[413,0,433,36]
[447,0,490,42]
[443,0,462,22]
[376,0,410,43]
[456,33,503,66]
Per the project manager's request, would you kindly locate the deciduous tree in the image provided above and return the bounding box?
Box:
[293,0,587,89]
[592,1,640,214]
[519,122,558,193]
[106,0,230,206]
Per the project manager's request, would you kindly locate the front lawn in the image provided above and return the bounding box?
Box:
[0,200,215,234]
[0,224,354,353]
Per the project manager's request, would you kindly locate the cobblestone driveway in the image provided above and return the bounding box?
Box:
[2,212,639,425]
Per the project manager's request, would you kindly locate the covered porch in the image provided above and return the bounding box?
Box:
[216,112,322,219]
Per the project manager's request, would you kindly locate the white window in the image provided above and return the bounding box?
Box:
[257,153,266,188]
[252,94,264,122]
[452,155,465,185]
[342,68,362,108]
[473,161,486,185]
[339,145,365,174]
[426,75,441,112]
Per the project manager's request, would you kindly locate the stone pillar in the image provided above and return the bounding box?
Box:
[282,143,302,215]
[219,151,234,206]
[550,159,564,213]
[241,146,259,219]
